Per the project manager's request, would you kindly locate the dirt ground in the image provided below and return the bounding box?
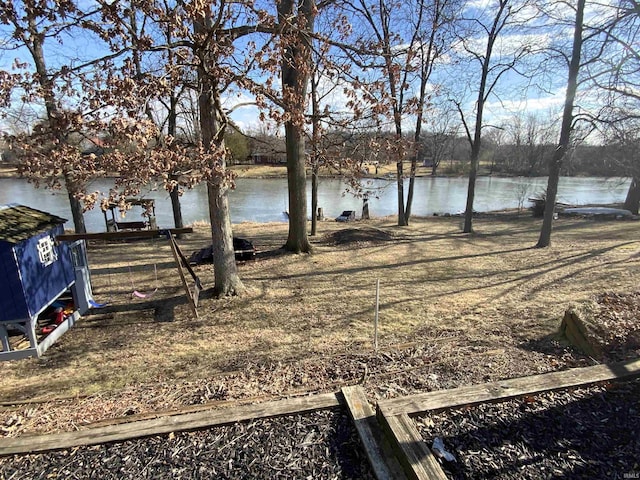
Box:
[0,212,639,436]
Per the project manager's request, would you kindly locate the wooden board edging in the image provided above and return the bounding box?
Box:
[376,411,448,480]
[341,386,407,480]
[378,357,640,417]
[0,392,340,456]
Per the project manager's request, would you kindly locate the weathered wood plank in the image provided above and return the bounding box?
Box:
[341,386,407,480]
[379,357,640,417]
[0,393,341,456]
[376,411,448,480]
[167,235,198,319]
[56,228,193,242]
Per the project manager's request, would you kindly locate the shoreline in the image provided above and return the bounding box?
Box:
[0,165,629,181]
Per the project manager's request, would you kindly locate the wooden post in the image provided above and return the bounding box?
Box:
[362,195,370,220]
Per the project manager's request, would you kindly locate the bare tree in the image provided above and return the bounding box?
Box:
[503,112,553,175]
[406,0,462,224]
[335,0,460,226]
[591,0,640,212]
[536,0,585,248]
[450,0,535,233]
[421,102,461,175]
[0,0,122,233]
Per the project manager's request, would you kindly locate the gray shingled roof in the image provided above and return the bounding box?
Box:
[0,204,67,244]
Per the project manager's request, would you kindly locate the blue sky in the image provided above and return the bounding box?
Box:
[0,0,627,142]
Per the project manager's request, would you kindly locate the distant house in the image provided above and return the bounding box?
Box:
[248,135,287,165]
[0,140,18,166]
[0,204,92,360]
[422,158,435,168]
[249,150,287,165]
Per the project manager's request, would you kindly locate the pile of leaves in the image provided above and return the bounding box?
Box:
[590,291,640,361]
[324,227,395,247]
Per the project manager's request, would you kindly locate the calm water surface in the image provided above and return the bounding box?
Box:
[0,176,630,232]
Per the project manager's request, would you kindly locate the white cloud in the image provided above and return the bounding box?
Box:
[485,93,564,114]
[480,91,565,127]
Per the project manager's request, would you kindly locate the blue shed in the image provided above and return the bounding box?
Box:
[0,204,91,360]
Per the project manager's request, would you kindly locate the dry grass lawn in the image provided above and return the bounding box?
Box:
[0,213,639,435]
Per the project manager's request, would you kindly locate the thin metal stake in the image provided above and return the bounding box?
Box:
[374,278,380,350]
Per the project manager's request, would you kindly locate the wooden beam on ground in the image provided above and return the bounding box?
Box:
[167,235,198,319]
[170,236,203,307]
[376,411,448,480]
[341,386,407,480]
[57,228,193,242]
[378,357,640,417]
[0,392,341,456]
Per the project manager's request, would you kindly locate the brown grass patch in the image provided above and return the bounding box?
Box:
[1,214,639,435]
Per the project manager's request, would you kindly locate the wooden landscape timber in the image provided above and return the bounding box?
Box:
[375,356,640,479]
[341,386,407,480]
[376,356,640,417]
[167,234,201,319]
[0,392,341,456]
[560,307,604,359]
[3,357,640,480]
[376,412,448,480]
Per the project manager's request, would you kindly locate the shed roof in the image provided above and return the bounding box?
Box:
[0,204,67,244]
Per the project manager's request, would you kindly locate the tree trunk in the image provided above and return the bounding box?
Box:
[463,56,487,234]
[29,15,86,233]
[537,0,584,248]
[397,155,407,226]
[463,146,479,233]
[311,165,318,236]
[462,1,509,234]
[195,6,243,296]
[403,160,416,225]
[279,0,314,253]
[168,94,185,237]
[362,196,370,219]
[284,122,312,252]
[207,180,243,296]
[66,180,86,234]
[310,68,320,238]
[170,174,184,235]
[624,176,640,214]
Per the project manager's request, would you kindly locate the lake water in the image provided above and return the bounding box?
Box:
[0,176,630,232]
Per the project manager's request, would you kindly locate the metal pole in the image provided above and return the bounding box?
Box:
[374,278,379,350]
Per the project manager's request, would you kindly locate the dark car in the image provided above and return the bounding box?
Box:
[233,237,256,261]
[335,210,356,222]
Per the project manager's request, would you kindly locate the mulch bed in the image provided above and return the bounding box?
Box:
[415,378,640,479]
[0,408,375,480]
